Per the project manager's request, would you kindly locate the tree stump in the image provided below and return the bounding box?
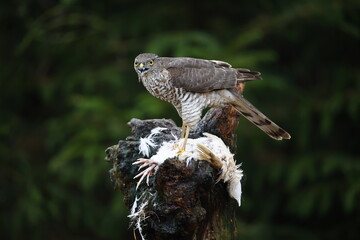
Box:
[105,84,246,240]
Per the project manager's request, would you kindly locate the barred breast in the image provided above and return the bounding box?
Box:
[142,70,175,100]
[177,90,227,129]
[141,69,227,130]
[141,69,184,114]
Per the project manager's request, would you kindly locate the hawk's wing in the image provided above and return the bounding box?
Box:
[162,57,261,93]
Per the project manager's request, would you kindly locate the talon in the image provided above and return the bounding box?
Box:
[177,147,185,156]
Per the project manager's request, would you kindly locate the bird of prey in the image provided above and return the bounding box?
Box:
[134,53,290,151]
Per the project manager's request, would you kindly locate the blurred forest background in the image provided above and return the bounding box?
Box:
[1,0,359,239]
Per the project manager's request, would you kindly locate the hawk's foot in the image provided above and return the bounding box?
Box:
[177,147,185,156]
[176,141,188,156]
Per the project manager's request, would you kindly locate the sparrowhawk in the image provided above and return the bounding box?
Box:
[134,53,290,150]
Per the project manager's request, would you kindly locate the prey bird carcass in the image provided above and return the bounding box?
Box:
[134,127,243,206]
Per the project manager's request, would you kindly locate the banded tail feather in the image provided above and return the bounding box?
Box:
[235,68,262,83]
[230,93,291,140]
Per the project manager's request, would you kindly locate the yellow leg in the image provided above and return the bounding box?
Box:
[181,122,186,138]
[178,125,190,155]
[182,125,190,151]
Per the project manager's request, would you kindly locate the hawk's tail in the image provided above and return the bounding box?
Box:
[227,91,291,140]
[235,68,262,82]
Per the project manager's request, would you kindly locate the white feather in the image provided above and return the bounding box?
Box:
[138,127,168,157]
[139,137,156,157]
[149,127,167,137]
[128,194,149,240]
[128,195,139,219]
[227,168,243,206]
[135,129,244,207]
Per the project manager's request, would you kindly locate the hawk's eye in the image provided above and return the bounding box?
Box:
[148,60,154,66]
[134,62,139,67]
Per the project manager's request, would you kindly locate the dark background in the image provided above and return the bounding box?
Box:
[1,0,359,239]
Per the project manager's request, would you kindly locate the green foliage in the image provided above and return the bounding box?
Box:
[1,0,359,239]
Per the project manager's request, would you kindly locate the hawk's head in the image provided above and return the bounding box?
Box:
[134,53,159,75]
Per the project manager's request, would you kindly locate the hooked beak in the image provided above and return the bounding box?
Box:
[138,63,148,73]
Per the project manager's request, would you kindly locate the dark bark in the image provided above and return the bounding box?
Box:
[105,84,245,240]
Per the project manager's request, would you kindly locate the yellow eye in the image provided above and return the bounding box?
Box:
[134,62,139,66]
[148,60,154,65]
